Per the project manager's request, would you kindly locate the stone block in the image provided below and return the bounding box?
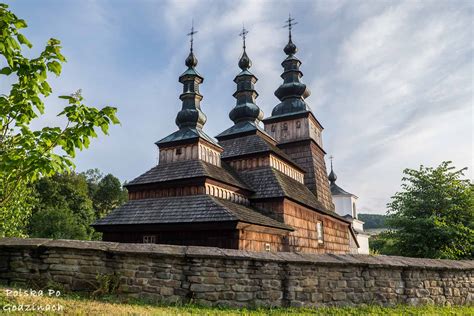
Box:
[49,264,79,272]
[333,292,347,301]
[235,292,253,301]
[190,284,216,293]
[453,288,461,297]
[416,289,430,297]
[159,287,175,296]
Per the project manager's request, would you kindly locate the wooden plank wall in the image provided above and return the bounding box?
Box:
[283,199,350,254]
[238,225,288,252]
[159,140,222,166]
[103,230,240,249]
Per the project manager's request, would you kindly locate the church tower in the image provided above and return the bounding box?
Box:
[262,16,334,211]
[155,25,223,166]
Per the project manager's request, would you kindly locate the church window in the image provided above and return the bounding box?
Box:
[282,123,288,131]
[316,222,324,244]
[296,120,301,128]
[271,125,276,132]
[265,243,271,252]
[143,235,156,244]
[176,148,182,155]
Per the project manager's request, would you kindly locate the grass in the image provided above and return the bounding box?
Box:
[0,286,473,315]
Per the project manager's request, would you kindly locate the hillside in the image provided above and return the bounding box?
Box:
[358,214,388,229]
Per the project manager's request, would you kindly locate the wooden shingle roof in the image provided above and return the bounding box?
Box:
[126,160,250,191]
[219,134,304,172]
[92,195,292,231]
[240,167,351,223]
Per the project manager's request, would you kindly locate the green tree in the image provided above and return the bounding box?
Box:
[387,161,474,259]
[82,169,127,218]
[82,168,103,198]
[369,231,397,255]
[0,4,119,237]
[93,174,127,219]
[28,173,95,240]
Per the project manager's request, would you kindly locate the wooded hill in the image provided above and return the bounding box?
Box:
[358,214,388,229]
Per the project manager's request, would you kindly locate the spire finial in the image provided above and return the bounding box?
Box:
[283,14,298,55]
[238,25,252,70]
[185,20,198,68]
[187,20,198,52]
[239,24,249,51]
[328,155,337,183]
[284,14,297,41]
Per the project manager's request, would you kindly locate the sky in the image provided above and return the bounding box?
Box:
[3,0,473,214]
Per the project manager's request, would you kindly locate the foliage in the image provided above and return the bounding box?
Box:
[27,170,126,240]
[0,4,119,237]
[386,161,473,259]
[358,214,388,229]
[93,273,121,297]
[368,231,398,255]
[0,183,34,237]
[83,169,127,219]
[28,173,95,240]
[1,286,473,315]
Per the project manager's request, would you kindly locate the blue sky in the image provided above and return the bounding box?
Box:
[3,0,473,214]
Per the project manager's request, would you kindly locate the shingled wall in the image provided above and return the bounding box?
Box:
[0,238,472,307]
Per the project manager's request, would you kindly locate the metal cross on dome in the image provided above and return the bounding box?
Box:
[283,14,297,39]
[187,20,198,52]
[239,25,249,50]
[329,155,334,168]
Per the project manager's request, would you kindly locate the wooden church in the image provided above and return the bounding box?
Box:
[93,23,358,254]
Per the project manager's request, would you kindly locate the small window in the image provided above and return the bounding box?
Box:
[265,243,271,252]
[143,235,156,244]
[316,222,324,244]
[296,121,301,128]
[271,125,276,132]
[282,123,288,131]
[175,148,182,155]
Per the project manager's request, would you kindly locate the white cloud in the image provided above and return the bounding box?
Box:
[318,0,472,213]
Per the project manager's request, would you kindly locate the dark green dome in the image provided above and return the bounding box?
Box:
[229,48,263,124]
[271,36,312,118]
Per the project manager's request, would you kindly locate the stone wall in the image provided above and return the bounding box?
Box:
[0,238,472,307]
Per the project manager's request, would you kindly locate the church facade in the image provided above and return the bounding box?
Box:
[93,25,358,254]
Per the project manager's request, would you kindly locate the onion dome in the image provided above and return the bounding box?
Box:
[175,49,206,129]
[271,17,311,118]
[185,50,198,68]
[328,156,337,183]
[328,158,354,196]
[238,50,252,70]
[229,44,263,124]
[156,24,219,148]
[217,27,265,140]
[328,165,337,183]
[284,38,297,56]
